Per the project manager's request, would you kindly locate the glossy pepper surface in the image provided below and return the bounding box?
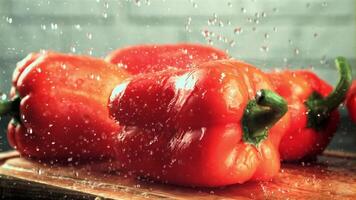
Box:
[346,81,356,124]
[105,43,228,74]
[269,57,352,161]
[108,60,289,187]
[0,51,130,162]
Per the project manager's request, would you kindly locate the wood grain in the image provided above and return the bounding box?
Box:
[0,151,355,199]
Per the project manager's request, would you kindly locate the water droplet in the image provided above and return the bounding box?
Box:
[322,2,328,7]
[229,40,235,47]
[260,46,269,52]
[135,0,141,7]
[67,157,73,162]
[254,12,260,18]
[261,12,267,18]
[74,24,81,30]
[186,17,192,25]
[294,48,300,55]
[71,46,76,53]
[185,17,192,32]
[102,12,108,18]
[218,20,224,27]
[41,24,47,30]
[51,23,58,30]
[87,48,94,55]
[241,8,246,13]
[6,17,13,24]
[0,93,7,101]
[227,2,232,7]
[234,27,243,34]
[104,1,109,8]
[61,64,67,70]
[313,32,318,38]
[27,128,33,134]
[76,79,84,87]
[306,3,311,8]
[86,33,93,40]
[181,48,188,54]
[264,33,269,39]
[273,27,277,32]
[192,2,198,8]
[272,8,278,12]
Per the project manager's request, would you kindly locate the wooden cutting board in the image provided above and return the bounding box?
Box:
[0,150,355,200]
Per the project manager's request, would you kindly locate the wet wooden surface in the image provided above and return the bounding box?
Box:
[0,150,355,200]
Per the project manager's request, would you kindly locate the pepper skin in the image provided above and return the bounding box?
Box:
[269,57,352,161]
[108,60,288,187]
[105,43,228,74]
[346,81,356,123]
[0,51,130,163]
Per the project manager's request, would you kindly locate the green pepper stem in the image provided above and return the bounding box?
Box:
[0,96,20,117]
[306,57,352,129]
[242,89,288,146]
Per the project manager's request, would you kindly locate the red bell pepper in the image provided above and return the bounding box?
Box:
[346,81,356,123]
[108,60,288,187]
[105,43,228,74]
[0,51,130,162]
[269,57,352,161]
